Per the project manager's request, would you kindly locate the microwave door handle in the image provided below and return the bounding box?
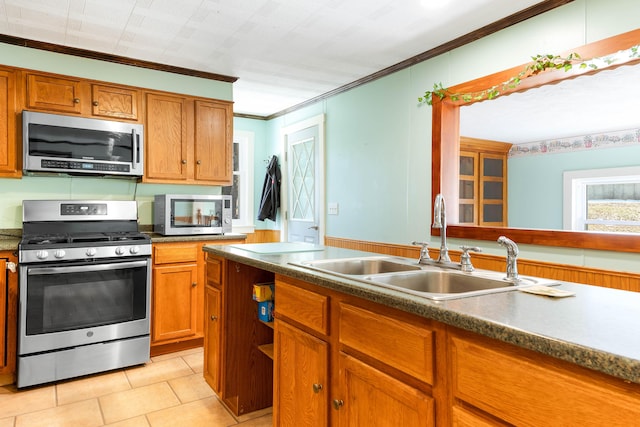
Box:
[132,129,140,164]
[27,260,148,276]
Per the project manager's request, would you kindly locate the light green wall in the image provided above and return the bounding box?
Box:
[2,0,639,273]
[236,0,640,273]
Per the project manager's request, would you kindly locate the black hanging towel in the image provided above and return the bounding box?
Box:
[257,155,281,221]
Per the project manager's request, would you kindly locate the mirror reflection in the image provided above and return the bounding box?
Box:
[457,63,640,233]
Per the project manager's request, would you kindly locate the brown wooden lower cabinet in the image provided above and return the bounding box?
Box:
[274,319,329,426]
[0,252,18,386]
[204,260,640,425]
[204,254,274,416]
[151,239,243,356]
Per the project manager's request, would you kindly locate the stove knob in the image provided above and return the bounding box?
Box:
[130,246,140,255]
[86,248,97,257]
[115,247,125,255]
[54,249,66,259]
[36,250,49,260]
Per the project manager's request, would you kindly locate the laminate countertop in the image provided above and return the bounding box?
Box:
[203,242,640,385]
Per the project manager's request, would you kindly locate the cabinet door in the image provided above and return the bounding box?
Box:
[91,84,140,120]
[145,93,189,181]
[0,259,6,371]
[336,353,434,427]
[0,68,18,176]
[194,100,233,183]
[479,153,507,226]
[0,252,18,385]
[152,263,199,342]
[204,285,222,393]
[274,319,329,427]
[26,73,83,114]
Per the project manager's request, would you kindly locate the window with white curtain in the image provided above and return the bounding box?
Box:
[223,130,254,233]
[564,166,640,233]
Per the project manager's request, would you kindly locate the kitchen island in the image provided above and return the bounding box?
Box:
[203,243,640,425]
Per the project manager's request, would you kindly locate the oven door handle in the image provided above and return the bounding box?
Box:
[26,260,149,275]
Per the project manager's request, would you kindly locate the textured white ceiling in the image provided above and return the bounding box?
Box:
[0,0,545,116]
[460,63,640,144]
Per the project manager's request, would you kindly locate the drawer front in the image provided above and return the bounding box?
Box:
[339,303,434,385]
[206,255,223,287]
[275,279,329,335]
[154,243,199,264]
[450,334,640,425]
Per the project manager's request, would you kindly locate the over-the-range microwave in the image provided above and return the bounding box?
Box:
[154,194,233,236]
[22,110,144,177]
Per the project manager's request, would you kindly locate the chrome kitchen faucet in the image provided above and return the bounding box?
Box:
[433,193,451,263]
[497,236,519,281]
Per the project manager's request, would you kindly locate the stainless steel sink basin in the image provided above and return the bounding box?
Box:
[291,256,557,300]
[363,269,547,299]
[294,256,422,275]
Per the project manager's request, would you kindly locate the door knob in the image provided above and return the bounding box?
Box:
[332,399,344,410]
[308,225,319,230]
[312,383,323,393]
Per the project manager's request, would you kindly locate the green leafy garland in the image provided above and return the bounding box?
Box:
[418,46,640,106]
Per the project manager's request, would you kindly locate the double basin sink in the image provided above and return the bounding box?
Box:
[292,256,557,300]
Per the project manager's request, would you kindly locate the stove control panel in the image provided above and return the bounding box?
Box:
[61,203,108,216]
[20,244,151,263]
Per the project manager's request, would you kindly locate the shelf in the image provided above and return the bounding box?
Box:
[259,319,274,329]
[258,343,274,360]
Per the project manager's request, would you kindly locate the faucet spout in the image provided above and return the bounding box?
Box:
[497,236,519,280]
[433,194,451,263]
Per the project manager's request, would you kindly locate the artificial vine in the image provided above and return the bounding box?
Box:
[418,45,640,106]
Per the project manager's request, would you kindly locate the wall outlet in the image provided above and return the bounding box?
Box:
[328,202,339,215]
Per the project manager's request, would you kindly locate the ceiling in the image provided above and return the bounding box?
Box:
[460,62,640,144]
[1,0,551,116]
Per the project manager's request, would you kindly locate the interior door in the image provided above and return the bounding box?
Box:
[286,125,321,243]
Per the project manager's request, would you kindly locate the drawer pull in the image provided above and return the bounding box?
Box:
[332,399,344,410]
[312,383,323,393]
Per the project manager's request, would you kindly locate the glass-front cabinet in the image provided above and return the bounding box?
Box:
[458,137,512,227]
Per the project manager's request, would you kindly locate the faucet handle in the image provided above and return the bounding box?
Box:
[411,241,432,263]
[459,245,482,272]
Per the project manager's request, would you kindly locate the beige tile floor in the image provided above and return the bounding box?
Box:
[0,347,272,427]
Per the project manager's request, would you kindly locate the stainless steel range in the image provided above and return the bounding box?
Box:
[17,200,151,388]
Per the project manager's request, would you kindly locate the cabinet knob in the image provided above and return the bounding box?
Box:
[210,315,218,321]
[312,383,323,393]
[192,282,197,287]
[181,159,187,164]
[73,98,80,104]
[196,160,202,165]
[92,101,99,106]
[332,399,344,410]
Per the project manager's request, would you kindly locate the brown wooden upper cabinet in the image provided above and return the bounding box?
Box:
[458,137,512,227]
[144,92,232,185]
[0,66,19,177]
[25,73,141,121]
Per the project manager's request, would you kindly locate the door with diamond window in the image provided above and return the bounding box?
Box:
[286,125,320,243]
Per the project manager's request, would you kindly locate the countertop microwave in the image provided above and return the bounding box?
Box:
[22,110,144,177]
[154,194,233,235]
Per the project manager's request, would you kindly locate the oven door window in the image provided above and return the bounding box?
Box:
[171,199,223,227]
[25,260,148,335]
